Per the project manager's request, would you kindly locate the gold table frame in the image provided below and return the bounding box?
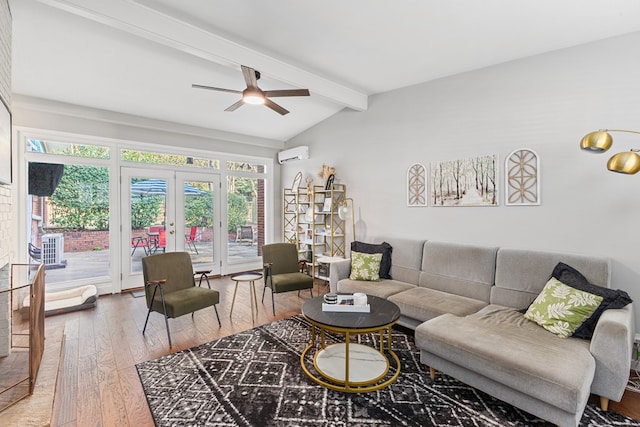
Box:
[300,317,401,393]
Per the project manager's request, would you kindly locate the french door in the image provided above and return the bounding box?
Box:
[120,168,221,290]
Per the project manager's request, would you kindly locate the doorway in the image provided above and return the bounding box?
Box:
[121,168,221,290]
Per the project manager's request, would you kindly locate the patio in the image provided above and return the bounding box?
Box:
[42,241,260,285]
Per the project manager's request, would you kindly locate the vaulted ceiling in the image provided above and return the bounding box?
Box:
[10,0,640,142]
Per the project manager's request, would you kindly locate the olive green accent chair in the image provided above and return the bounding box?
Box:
[142,252,221,348]
[262,243,314,315]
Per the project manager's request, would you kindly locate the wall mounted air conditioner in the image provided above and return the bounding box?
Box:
[278,146,309,164]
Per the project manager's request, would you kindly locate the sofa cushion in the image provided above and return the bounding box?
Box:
[419,241,497,302]
[337,279,415,299]
[351,241,393,279]
[371,237,425,285]
[415,305,595,414]
[492,248,610,309]
[388,287,487,323]
[349,251,383,281]
[551,262,632,339]
[524,277,603,338]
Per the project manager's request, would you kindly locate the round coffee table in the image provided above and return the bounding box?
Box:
[300,295,401,393]
[230,272,262,323]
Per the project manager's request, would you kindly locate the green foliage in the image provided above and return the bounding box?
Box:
[185,193,213,227]
[131,196,164,229]
[49,165,110,230]
[48,165,165,231]
[227,192,249,233]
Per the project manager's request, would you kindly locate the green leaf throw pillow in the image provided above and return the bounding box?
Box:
[524,277,603,338]
[349,251,383,281]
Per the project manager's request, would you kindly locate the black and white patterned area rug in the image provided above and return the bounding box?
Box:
[136,315,639,426]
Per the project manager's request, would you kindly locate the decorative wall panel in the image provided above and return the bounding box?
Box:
[407,163,426,206]
[505,149,540,206]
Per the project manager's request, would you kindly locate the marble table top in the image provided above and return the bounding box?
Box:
[302,294,400,329]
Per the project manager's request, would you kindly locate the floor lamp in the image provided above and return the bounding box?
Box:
[338,198,356,243]
[580,129,640,174]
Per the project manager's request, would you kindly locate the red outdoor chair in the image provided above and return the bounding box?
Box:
[157,229,167,253]
[147,225,164,254]
[131,236,150,256]
[185,226,199,254]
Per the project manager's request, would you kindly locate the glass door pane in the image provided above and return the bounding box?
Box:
[121,168,220,290]
[121,168,174,290]
[177,172,220,276]
[27,162,111,289]
[226,175,264,270]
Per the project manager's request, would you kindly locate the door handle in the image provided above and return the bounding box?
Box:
[169,230,175,235]
[169,222,175,226]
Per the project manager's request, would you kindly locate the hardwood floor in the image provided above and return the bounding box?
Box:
[39,276,639,426]
[50,275,322,427]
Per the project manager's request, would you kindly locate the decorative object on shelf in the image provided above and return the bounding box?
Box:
[318,164,336,185]
[430,154,498,207]
[322,198,332,212]
[338,197,356,241]
[505,149,540,206]
[407,163,427,207]
[580,129,640,174]
[324,174,335,190]
[304,205,315,222]
[291,171,302,189]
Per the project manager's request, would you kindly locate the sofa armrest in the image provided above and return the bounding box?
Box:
[589,303,635,402]
[328,258,351,293]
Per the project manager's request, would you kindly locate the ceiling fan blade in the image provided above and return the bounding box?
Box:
[241,65,258,88]
[264,89,310,98]
[225,99,245,112]
[264,98,289,115]
[192,84,242,94]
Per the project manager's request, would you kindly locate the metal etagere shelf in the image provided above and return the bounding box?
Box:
[283,183,346,280]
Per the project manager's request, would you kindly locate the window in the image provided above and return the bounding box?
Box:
[121,149,219,169]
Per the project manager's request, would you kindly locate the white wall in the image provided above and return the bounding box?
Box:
[283,31,640,332]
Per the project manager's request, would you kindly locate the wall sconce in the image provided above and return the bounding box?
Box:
[580,129,640,174]
[337,198,356,241]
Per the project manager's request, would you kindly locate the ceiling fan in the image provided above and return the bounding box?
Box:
[192,65,310,115]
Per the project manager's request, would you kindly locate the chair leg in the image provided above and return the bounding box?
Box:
[262,283,267,302]
[142,305,153,335]
[158,285,172,348]
[214,305,221,326]
[271,291,276,316]
[310,288,313,298]
[142,285,159,335]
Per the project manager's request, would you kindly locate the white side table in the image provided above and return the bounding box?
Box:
[230,272,262,323]
[316,256,344,286]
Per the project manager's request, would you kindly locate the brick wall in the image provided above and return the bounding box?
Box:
[0,0,10,106]
[0,0,12,358]
[257,179,264,255]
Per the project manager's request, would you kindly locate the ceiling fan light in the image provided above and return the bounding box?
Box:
[242,88,265,105]
[243,94,264,105]
[580,131,613,153]
[606,151,640,174]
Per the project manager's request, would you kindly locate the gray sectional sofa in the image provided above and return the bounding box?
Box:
[329,237,635,427]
